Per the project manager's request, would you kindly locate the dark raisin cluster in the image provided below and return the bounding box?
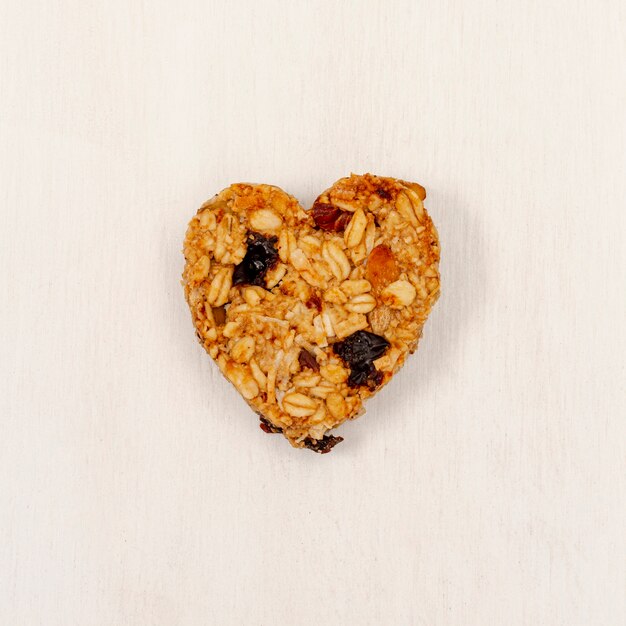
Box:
[232,232,279,287]
[303,434,344,454]
[333,330,390,389]
[258,416,343,454]
[258,415,282,434]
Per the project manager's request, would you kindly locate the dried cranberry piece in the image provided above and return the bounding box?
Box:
[232,232,279,287]
[305,293,322,311]
[304,434,344,454]
[311,202,351,232]
[298,348,320,372]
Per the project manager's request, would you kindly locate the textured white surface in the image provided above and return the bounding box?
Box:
[1,1,625,624]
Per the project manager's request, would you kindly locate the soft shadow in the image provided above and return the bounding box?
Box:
[167,186,487,455]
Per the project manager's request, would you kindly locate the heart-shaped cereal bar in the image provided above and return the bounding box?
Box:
[183,173,440,452]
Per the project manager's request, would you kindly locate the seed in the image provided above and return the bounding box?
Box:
[395,192,418,226]
[240,377,259,399]
[231,336,255,363]
[309,382,336,398]
[350,240,368,265]
[322,312,334,337]
[207,267,233,306]
[309,405,328,425]
[214,214,236,262]
[320,362,349,384]
[222,321,239,338]
[249,359,267,391]
[198,210,216,229]
[243,287,262,306]
[265,262,287,288]
[326,392,346,419]
[344,208,367,248]
[278,229,297,263]
[298,235,322,256]
[324,287,348,304]
[405,188,425,222]
[381,280,417,308]
[322,240,350,281]
[368,304,392,334]
[289,248,311,271]
[364,215,376,253]
[266,365,277,404]
[292,372,321,388]
[225,363,259,400]
[283,393,317,417]
[249,208,283,232]
[406,181,426,200]
[333,314,368,339]
[190,255,211,282]
[340,279,372,296]
[345,293,376,314]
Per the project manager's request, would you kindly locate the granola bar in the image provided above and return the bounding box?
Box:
[182,173,440,452]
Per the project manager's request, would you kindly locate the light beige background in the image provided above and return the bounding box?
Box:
[1,1,625,625]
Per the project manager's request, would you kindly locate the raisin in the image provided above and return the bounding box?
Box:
[333,330,390,367]
[304,434,344,454]
[232,232,279,287]
[347,362,384,390]
[259,416,282,434]
[311,202,351,232]
[261,414,341,452]
[298,348,320,372]
[333,330,390,389]
[212,306,226,325]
